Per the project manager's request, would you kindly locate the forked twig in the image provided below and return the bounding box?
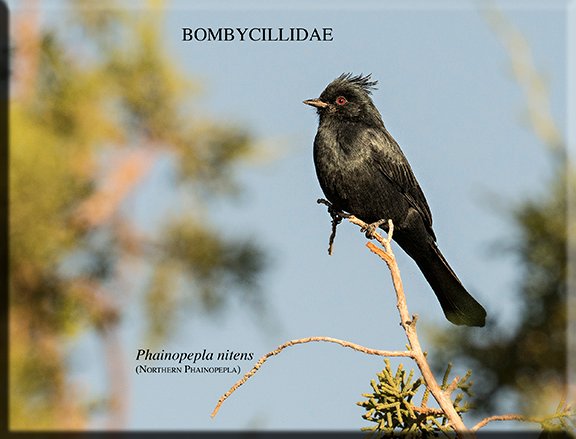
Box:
[212,200,472,437]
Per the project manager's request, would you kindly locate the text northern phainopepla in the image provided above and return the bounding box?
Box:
[304,73,486,327]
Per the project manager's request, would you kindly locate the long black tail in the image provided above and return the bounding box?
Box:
[401,239,486,327]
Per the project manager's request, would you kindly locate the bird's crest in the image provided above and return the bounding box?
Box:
[335,73,378,95]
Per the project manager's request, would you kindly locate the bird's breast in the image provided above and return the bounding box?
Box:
[313,127,374,213]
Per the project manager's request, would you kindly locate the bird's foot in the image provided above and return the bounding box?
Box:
[317,198,350,220]
[317,198,352,255]
[361,218,387,240]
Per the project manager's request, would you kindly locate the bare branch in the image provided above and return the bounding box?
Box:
[319,203,474,437]
[413,406,445,417]
[473,408,575,432]
[472,414,529,431]
[211,336,412,418]
[212,200,477,437]
[444,376,461,397]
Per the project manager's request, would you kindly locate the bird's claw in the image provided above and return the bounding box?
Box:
[361,219,387,239]
[317,198,350,220]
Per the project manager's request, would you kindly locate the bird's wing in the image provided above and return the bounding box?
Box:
[363,127,434,234]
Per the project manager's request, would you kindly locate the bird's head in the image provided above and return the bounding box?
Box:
[304,73,382,126]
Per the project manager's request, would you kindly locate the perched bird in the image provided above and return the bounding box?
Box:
[304,73,486,327]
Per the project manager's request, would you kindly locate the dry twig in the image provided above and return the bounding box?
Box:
[212,200,476,436]
[473,406,575,432]
[344,212,473,437]
[211,336,412,418]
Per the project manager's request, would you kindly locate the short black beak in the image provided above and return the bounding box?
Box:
[303,98,329,109]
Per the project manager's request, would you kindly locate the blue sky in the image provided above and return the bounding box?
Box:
[11,0,570,432]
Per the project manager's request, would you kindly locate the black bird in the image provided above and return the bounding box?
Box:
[304,73,486,327]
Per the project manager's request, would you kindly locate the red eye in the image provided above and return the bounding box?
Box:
[335,96,347,105]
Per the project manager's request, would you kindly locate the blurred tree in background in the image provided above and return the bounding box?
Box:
[9,1,266,429]
[431,9,572,422]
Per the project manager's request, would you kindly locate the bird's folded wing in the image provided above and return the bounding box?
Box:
[362,128,435,236]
